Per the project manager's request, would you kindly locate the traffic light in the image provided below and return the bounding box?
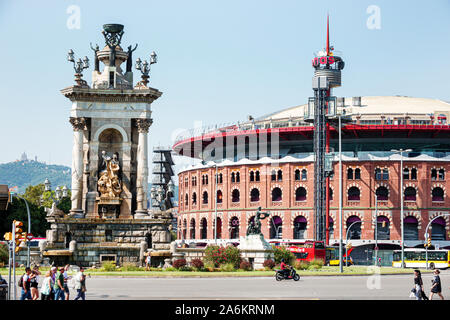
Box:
[13,220,24,252]
[14,220,23,234]
[3,232,12,241]
[427,237,431,247]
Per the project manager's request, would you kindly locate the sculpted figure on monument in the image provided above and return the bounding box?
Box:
[98,151,122,198]
[246,206,270,236]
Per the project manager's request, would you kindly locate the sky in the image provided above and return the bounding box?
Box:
[0,0,449,176]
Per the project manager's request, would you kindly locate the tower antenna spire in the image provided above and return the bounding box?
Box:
[326,14,330,56]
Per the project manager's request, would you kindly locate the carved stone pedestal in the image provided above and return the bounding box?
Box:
[239,234,273,270]
[97,197,122,219]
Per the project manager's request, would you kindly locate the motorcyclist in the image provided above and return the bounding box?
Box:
[280,259,291,278]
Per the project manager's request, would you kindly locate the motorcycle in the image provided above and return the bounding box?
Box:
[275,267,300,281]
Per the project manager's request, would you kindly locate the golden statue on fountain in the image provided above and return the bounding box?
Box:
[98,151,122,199]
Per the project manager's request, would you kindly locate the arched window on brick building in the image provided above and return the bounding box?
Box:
[410,168,417,180]
[250,188,260,202]
[347,187,360,201]
[404,187,416,201]
[295,187,307,201]
[376,186,389,201]
[200,218,208,239]
[270,216,282,239]
[229,217,239,239]
[272,187,282,202]
[216,190,223,203]
[347,168,353,180]
[294,169,300,181]
[214,217,222,239]
[293,216,307,239]
[192,192,197,205]
[346,216,361,239]
[432,187,444,202]
[354,168,361,180]
[404,216,418,240]
[301,169,307,181]
[202,191,208,204]
[190,218,196,239]
[183,219,187,239]
[376,216,390,240]
[431,217,446,240]
[277,170,283,181]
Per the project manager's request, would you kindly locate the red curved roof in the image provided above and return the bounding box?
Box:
[173,124,450,157]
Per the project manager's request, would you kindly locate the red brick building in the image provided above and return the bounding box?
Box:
[173,96,450,250]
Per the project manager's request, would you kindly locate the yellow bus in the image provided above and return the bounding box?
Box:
[325,246,353,266]
[392,249,450,269]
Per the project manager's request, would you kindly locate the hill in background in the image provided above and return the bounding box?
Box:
[0,160,71,193]
[0,160,179,204]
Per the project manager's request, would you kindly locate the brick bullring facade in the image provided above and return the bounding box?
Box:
[173,96,450,248]
[177,160,450,246]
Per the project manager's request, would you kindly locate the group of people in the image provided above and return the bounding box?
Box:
[20,264,87,300]
[413,269,444,300]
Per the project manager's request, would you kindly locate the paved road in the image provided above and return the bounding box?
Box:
[72,270,450,300]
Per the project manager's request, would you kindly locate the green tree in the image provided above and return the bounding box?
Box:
[22,184,45,206]
[1,197,48,238]
[22,183,71,213]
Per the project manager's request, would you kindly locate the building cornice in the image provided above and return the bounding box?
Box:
[60,86,163,103]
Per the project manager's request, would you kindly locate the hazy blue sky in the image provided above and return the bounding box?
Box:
[1,0,449,170]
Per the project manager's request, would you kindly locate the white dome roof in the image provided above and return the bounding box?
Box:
[259,96,450,120]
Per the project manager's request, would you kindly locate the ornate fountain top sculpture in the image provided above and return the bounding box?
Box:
[97,151,122,199]
[102,24,124,67]
[246,206,270,236]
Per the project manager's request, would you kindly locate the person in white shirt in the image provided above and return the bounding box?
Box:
[40,271,53,300]
[63,264,71,300]
[73,267,86,300]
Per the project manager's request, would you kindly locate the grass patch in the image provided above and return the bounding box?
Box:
[0,266,434,278]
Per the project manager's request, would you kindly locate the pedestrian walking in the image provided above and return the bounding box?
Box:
[31,265,41,300]
[40,271,53,300]
[63,264,71,300]
[412,269,428,300]
[145,253,152,271]
[429,269,444,300]
[74,267,87,300]
[29,270,39,300]
[49,266,57,300]
[53,267,66,300]
[19,267,32,300]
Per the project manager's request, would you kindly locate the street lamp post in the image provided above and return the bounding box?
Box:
[11,195,31,267]
[345,221,361,267]
[338,114,343,273]
[214,164,218,244]
[374,193,378,266]
[335,110,352,273]
[391,148,412,268]
[425,214,450,269]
